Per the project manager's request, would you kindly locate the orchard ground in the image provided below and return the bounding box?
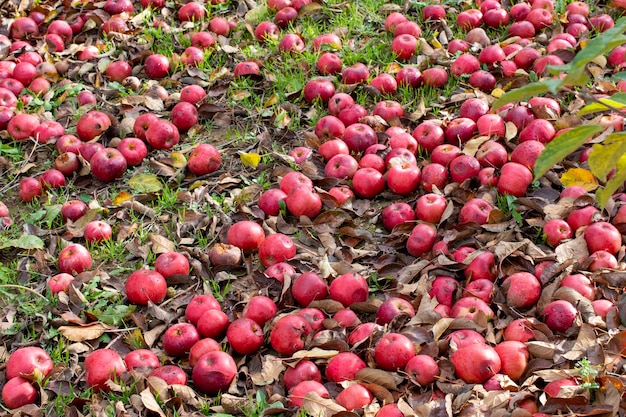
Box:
[1,0,626,415]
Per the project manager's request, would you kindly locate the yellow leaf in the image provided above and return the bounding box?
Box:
[113,191,133,206]
[59,323,109,342]
[170,151,187,168]
[491,88,505,98]
[264,93,280,108]
[431,36,442,49]
[560,168,599,191]
[128,173,163,193]
[239,152,261,167]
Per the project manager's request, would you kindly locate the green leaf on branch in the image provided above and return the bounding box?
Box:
[596,154,626,210]
[0,235,44,250]
[492,81,553,110]
[564,17,626,77]
[533,124,606,181]
[588,132,626,181]
[578,93,626,117]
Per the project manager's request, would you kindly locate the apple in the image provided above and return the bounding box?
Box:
[405,354,439,386]
[47,273,75,294]
[567,206,599,232]
[185,294,221,325]
[382,202,416,230]
[451,53,480,76]
[373,100,403,121]
[429,276,458,306]
[497,162,533,197]
[275,7,298,27]
[494,341,529,381]
[333,308,360,327]
[376,297,415,324]
[592,299,614,319]
[192,351,237,394]
[463,279,494,303]
[285,187,322,219]
[458,198,493,224]
[421,163,449,192]
[154,252,189,278]
[342,62,369,84]
[258,233,296,267]
[226,318,265,355]
[503,272,542,309]
[291,272,328,307]
[503,318,535,342]
[338,104,368,126]
[278,34,305,53]
[149,365,187,386]
[33,120,64,144]
[1,376,37,409]
[510,140,545,170]
[163,322,201,357]
[90,148,127,183]
[464,251,496,281]
[377,404,403,417]
[421,67,448,88]
[54,152,80,177]
[61,200,88,222]
[288,380,329,407]
[451,343,501,383]
[8,113,39,141]
[85,349,127,391]
[543,219,572,247]
[336,384,373,410]
[117,137,147,166]
[289,146,312,164]
[449,155,480,183]
[145,119,179,150]
[325,351,367,382]
[349,322,382,346]
[124,349,160,370]
[325,153,359,179]
[560,273,594,300]
[284,360,321,391]
[476,141,508,168]
[387,163,421,195]
[329,272,369,307]
[6,346,54,380]
[280,171,313,194]
[342,123,378,153]
[227,221,265,253]
[187,144,221,176]
[406,223,437,257]
[450,296,494,320]
[431,144,461,166]
[328,93,355,116]
[180,85,207,104]
[58,243,92,275]
[75,111,110,141]
[457,8,483,29]
[589,250,618,271]
[584,221,621,255]
[352,168,385,199]
[317,51,342,75]
[303,78,335,104]
[448,39,471,54]
[125,269,167,305]
[391,34,418,60]
[84,221,113,243]
[359,153,385,173]
[258,188,288,216]
[270,314,312,355]
[265,262,296,283]
[255,21,280,42]
[297,308,325,331]
[317,139,349,160]
[542,300,577,333]
[242,295,277,327]
[188,338,221,367]
[544,378,579,398]
[370,73,398,94]
[396,66,422,88]
[38,169,66,190]
[446,329,486,350]
[374,333,416,371]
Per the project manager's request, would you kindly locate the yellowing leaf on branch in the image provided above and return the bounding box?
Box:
[560,168,599,191]
[239,152,261,167]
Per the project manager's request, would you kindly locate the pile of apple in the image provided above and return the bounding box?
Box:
[1,0,626,413]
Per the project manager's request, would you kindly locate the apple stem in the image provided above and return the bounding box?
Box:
[0,284,48,301]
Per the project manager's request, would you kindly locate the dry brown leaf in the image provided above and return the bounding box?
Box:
[140,388,166,417]
[356,368,399,391]
[250,355,285,386]
[301,392,346,417]
[58,322,109,342]
[149,234,176,254]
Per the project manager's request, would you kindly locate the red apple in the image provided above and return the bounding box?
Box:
[405,354,439,386]
[84,220,113,243]
[503,272,542,309]
[58,243,92,275]
[270,314,312,356]
[329,272,369,307]
[542,300,577,333]
[192,351,237,394]
[451,343,501,383]
[90,148,127,183]
[374,333,416,370]
[163,322,200,357]
[125,269,167,305]
[185,294,221,325]
[124,349,161,370]
[85,349,127,391]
